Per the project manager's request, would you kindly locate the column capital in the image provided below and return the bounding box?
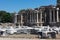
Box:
[57,8,59,10]
[35,10,39,13]
[53,7,56,8]
[15,13,18,16]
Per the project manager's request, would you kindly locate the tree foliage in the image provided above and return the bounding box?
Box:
[0,11,13,23]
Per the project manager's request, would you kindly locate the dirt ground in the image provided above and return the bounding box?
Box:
[0,38,60,40]
[0,34,60,40]
[56,34,60,39]
[1,34,38,39]
[0,34,60,39]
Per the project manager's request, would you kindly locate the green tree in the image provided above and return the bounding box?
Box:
[0,11,13,23]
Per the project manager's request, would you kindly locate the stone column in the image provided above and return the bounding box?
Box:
[33,13,35,22]
[44,13,46,23]
[57,8,59,22]
[34,13,36,23]
[40,10,43,26]
[53,7,55,23]
[40,9,43,26]
[34,13,36,24]
[27,13,28,23]
[31,13,32,23]
[30,13,31,23]
[36,10,39,26]
[15,13,18,24]
[32,13,33,22]
[50,9,52,23]
[21,13,23,26]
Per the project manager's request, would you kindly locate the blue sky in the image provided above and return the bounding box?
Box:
[0,0,56,13]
